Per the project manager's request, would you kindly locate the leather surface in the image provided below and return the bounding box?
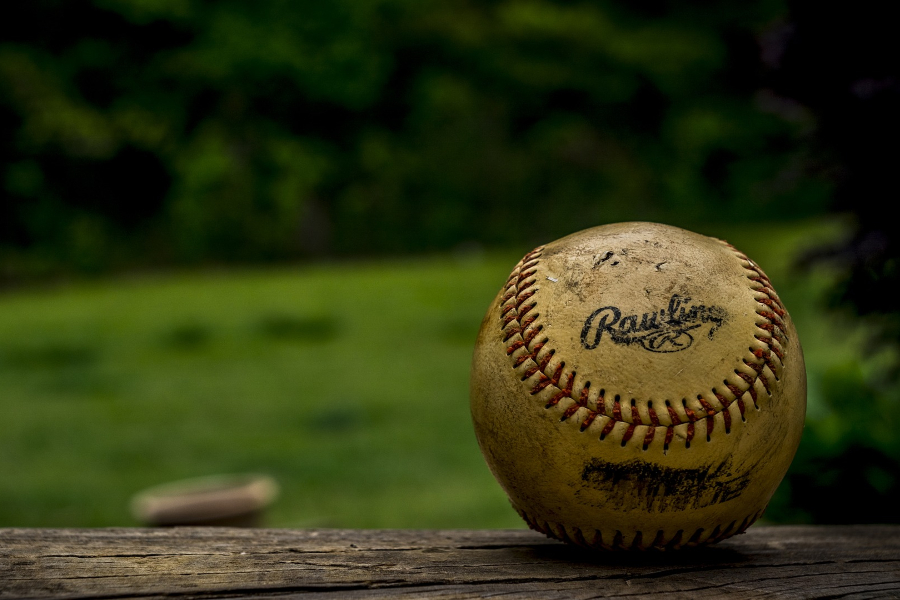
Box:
[470,222,807,549]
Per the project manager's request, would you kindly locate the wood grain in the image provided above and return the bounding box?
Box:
[1,526,898,599]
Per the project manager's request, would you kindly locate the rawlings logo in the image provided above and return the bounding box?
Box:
[581,294,728,353]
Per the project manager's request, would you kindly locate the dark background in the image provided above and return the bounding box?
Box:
[1,0,897,524]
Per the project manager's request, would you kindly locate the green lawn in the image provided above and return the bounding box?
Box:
[0,219,855,527]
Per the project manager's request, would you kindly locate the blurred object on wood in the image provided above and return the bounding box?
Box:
[130,473,279,527]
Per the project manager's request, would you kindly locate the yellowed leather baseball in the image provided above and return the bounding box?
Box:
[470,222,806,550]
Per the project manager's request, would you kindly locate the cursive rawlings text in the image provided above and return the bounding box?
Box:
[581,294,728,353]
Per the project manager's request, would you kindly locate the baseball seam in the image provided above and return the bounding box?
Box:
[498,242,789,451]
[515,503,764,551]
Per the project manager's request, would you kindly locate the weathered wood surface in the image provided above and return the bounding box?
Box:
[1,526,898,599]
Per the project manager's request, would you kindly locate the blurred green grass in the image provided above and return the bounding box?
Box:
[0,218,856,527]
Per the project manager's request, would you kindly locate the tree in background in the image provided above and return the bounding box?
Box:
[1,0,827,276]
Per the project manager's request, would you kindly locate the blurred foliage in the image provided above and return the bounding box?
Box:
[760,0,900,523]
[1,0,831,278]
[789,362,900,524]
[770,0,900,377]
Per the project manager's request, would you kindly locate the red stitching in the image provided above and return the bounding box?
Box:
[759,310,786,331]
[561,403,581,420]
[512,352,532,368]
[518,278,537,292]
[502,326,521,342]
[697,396,716,416]
[538,349,554,371]
[667,404,682,425]
[547,372,574,408]
[642,426,655,447]
[739,373,758,407]
[521,364,540,380]
[546,390,568,407]
[530,375,553,395]
[523,326,543,346]
[758,322,787,346]
[744,359,771,394]
[735,370,755,388]
[550,362,564,385]
[683,402,698,423]
[514,289,536,307]
[577,384,589,404]
[757,297,786,318]
[506,340,525,355]
[600,418,616,437]
[519,302,537,318]
[753,346,781,377]
[498,240,789,446]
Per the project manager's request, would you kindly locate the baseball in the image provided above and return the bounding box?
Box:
[470,222,806,550]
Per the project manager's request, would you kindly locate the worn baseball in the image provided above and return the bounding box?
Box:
[470,222,806,550]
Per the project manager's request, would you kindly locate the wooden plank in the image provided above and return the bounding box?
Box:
[1,526,898,599]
